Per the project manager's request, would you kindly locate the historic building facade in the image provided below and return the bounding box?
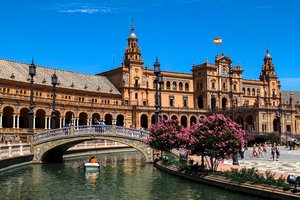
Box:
[0,24,299,142]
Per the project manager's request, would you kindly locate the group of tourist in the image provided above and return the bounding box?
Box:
[250,143,280,161]
[94,118,105,133]
[288,139,299,150]
[1,134,16,145]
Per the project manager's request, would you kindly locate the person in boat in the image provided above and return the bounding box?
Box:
[89,156,97,163]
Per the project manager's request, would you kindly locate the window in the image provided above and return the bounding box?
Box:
[212,82,215,89]
[125,100,129,105]
[223,82,226,90]
[242,87,245,94]
[166,81,170,90]
[135,92,138,99]
[252,88,255,96]
[153,80,156,89]
[173,82,177,90]
[169,96,174,107]
[183,96,188,108]
[179,82,183,91]
[233,84,236,91]
[247,88,250,95]
[143,100,147,106]
[134,79,139,87]
[185,83,189,91]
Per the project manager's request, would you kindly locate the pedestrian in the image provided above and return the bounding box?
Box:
[252,143,258,157]
[258,144,263,158]
[270,143,276,161]
[239,146,245,160]
[275,144,280,161]
[262,142,268,155]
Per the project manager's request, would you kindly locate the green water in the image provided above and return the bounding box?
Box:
[0,151,266,200]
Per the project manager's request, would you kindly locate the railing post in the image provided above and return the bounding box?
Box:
[20,143,23,156]
[8,143,12,157]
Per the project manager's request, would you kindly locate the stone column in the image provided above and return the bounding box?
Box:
[48,117,51,129]
[44,117,47,129]
[13,114,16,128]
[17,115,20,128]
[33,116,36,129]
[0,114,2,128]
[62,118,65,127]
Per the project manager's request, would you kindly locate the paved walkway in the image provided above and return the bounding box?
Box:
[222,146,300,177]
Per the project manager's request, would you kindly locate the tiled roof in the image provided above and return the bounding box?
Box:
[282,90,300,104]
[0,59,120,95]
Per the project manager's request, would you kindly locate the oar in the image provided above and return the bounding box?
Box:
[98,163,106,169]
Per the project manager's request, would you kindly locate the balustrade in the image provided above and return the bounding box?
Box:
[0,143,31,160]
[33,125,150,144]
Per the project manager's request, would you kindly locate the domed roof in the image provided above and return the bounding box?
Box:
[129,32,137,39]
[128,21,137,39]
[264,49,272,59]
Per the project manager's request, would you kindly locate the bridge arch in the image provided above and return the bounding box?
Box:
[33,126,153,163]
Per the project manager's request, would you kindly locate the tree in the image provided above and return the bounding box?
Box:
[145,119,189,152]
[188,114,245,171]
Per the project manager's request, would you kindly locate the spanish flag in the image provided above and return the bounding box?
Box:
[214,38,222,44]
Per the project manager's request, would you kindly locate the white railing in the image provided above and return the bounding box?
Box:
[33,125,149,145]
[0,143,31,160]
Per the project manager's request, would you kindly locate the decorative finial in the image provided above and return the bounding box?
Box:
[206,57,209,64]
[131,19,134,33]
[31,58,35,65]
[156,56,158,62]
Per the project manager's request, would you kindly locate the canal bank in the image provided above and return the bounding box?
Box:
[154,161,300,200]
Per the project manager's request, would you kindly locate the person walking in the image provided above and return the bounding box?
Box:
[275,143,280,161]
[270,143,276,161]
[258,144,263,158]
[252,143,258,157]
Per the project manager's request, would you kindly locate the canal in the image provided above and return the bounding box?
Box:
[0,150,266,200]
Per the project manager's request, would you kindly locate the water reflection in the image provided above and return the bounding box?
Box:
[0,150,267,200]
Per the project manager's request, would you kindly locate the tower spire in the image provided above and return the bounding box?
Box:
[131,19,135,33]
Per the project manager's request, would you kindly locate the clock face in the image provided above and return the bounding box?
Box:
[220,68,228,76]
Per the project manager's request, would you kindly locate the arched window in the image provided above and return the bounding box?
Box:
[212,82,215,89]
[179,82,183,91]
[233,84,236,91]
[198,95,204,109]
[223,82,226,90]
[166,81,170,90]
[242,87,245,94]
[185,83,189,91]
[173,82,177,90]
[252,88,255,96]
[247,88,250,95]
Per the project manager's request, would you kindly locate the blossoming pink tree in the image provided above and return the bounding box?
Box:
[188,114,246,171]
[145,119,190,153]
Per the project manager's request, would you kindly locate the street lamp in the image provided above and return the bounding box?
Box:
[276,107,282,145]
[229,64,239,165]
[51,71,58,129]
[211,92,215,113]
[154,57,161,124]
[28,59,36,149]
[158,73,163,120]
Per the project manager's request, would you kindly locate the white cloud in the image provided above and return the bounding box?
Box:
[59,8,99,14]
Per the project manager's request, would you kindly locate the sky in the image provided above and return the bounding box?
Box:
[0,0,299,90]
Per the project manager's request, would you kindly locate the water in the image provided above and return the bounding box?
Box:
[0,151,266,200]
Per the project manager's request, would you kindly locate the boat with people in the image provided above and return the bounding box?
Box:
[79,156,102,172]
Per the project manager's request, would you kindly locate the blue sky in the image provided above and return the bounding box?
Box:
[0,0,299,90]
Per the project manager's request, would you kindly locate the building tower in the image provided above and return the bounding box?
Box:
[259,49,281,106]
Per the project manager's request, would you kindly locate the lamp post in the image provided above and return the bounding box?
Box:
[51,72,58,129]
[244,122,248,150]
[154,57,161,124]
[229,64,239,165]
[211,92,215,113]
[276,107,282,145]
[158,73,163,120]
[28,59,36,150]
[284,108,288,148]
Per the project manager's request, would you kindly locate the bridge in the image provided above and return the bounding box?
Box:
[33,125,154,163]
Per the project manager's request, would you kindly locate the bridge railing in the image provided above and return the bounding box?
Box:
[33,125,149,144]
